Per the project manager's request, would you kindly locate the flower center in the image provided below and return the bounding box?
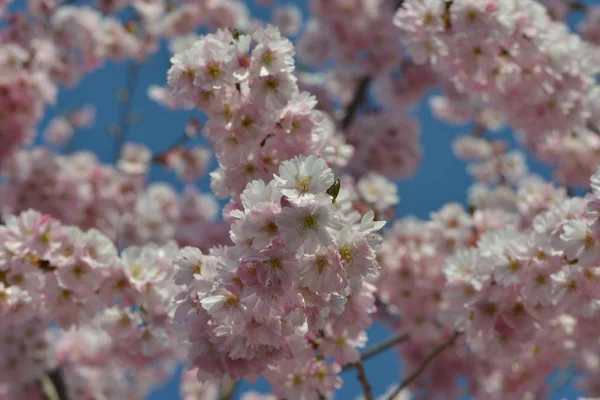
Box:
[302,214,318,231]
[295,176,311,193]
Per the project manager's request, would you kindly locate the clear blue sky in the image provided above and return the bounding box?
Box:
[29,0,590,398]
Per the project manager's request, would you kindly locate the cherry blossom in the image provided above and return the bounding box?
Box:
[1,2,600,400]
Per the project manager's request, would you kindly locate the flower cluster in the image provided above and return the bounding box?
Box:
[0,0,251,171]
[0,208,189,398]
[346,112,422,179]
[43,105,96,146]
[0,147,227,251]
[394,0,600,187]
[166,26,351,199]
[3,0,600,398]
[0,148,145,238]
[0,42,57,170]
[298,0,403,75]
[174,155,385,395]
[375,156,600,398]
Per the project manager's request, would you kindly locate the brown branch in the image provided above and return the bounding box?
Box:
[342,332,411,372]
[152,133,193,164]
[385,332,462,400]
[355,361,373,400]
[339,0,406,131]
[547,364,574,399]
[587,120,600,135]
[340,76,371,131]
[113,62,142,162]
[567,1,588,12]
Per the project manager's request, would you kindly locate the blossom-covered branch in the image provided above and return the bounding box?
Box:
[2,0,600,399]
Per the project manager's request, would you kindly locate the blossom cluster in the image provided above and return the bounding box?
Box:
[298,0,403,75]
[43,105,96,146]
[0,146,227,251]
[174,155,385,397]
[166,26,352,199]
[3,0,600,398]
[0,0,250,170]
[375,151,600,398]
[346,111,422,179]
[394,0,600,187]
[0,208,187,399]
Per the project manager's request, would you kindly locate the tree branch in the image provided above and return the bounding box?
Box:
[587,120,600,135]
[342,332,411,372]
[340,76,371,131]
[385,332,461,400]
[547,364,574,399]
[567,1,588,12]
[338,0,406,131]
[355,361,373,400]
[113,62,142,162]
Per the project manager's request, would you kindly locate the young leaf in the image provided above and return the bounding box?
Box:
[326,178,341,203]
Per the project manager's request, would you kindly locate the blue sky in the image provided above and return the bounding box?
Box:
[28,0,593,398]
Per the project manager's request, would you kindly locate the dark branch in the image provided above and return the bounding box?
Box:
[568,1,588,12]
[113,62,142,162]
[340,76,371,131]
[547,364,574,398]
[385,332,462,400]
[355,361,373,400]
[587,120,600,135]
[361,332,411,362]
[342,332,411,372]
[339,0,406,131]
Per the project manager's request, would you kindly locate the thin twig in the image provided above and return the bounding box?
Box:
[339,0,405,131]
[567,0,588,12]
[343,333,411,372]
[587,120,600,135]
[361,333,411,362]
[355,361,373,400]
[340,76,371,130]
[113,62,142,162]
[547,364,574,399]
[385,332,462,400]
[151,132,195,164]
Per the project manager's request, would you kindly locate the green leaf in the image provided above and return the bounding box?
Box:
[326,178,341,204]
[228,27,241,41]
